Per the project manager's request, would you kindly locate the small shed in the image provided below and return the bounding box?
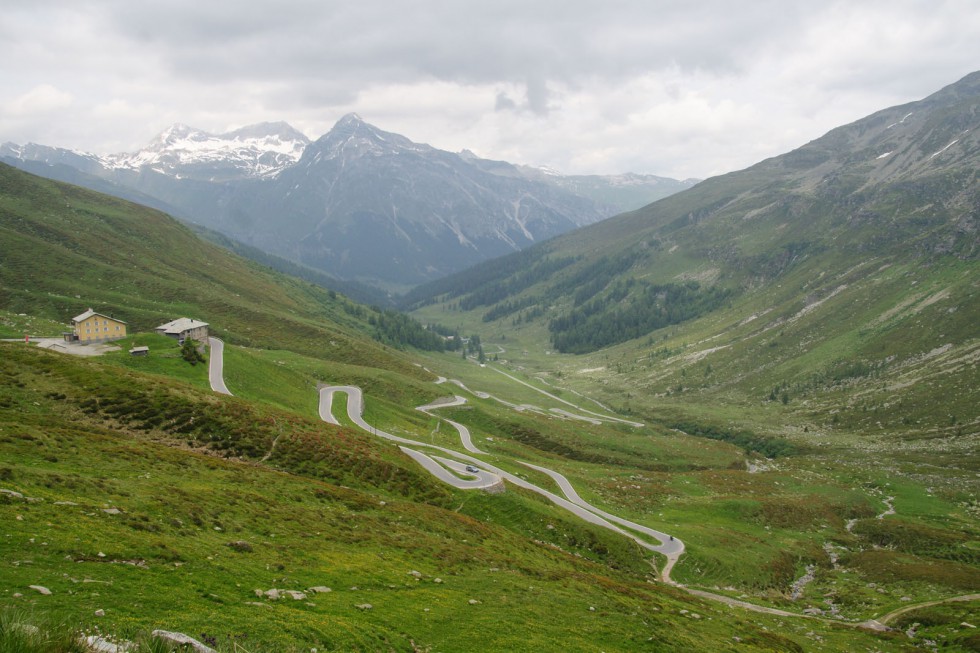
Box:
[129,346,150,356]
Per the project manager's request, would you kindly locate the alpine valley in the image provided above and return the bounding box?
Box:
[1,116,695,292]
[0,72,978,653]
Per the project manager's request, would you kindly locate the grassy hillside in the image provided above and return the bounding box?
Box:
[0,163,436,372]
[2,90,979,649]
[3,340,934,652]
[404,73,980,640]
[407,72,980,439]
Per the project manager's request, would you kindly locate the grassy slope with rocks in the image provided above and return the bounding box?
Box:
[3,334,914,652]
[407,72,980,646]
[0,165,923,651]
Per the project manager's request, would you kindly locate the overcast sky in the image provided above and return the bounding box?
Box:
[2,0,977,179]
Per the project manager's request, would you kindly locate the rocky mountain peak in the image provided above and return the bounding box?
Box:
[102,122,309,179]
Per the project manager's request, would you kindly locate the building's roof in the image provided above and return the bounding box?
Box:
[72,308,126,324]
[129,346,150,353]
[156,317,209,334]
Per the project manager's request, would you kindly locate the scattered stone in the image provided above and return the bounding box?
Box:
[29,585,52,595]
[264,589,281,600]
[83,635,132,653]
[433,578,443,584]
[589,606,595,612]
[963,622,976,629]
[102,508,122,515]
[245,602,272,609]
[285,590,307,601]
[408,570,422,579]
[97,552,107,558]
[55,501,78,506]
[308,586,332,594]
[226,540,252,552]
[94,609,105,617]
[0,489,24,499]
[379,501,387,506]
[12,593,22,598]
[253,589,263,597]
[355,603,373,610]
[468,599,480,605]
[151,630,217,653]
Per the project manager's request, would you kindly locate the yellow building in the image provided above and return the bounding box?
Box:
[70,308,127,344]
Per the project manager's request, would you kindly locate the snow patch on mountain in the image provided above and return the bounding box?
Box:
[102,122,309,178]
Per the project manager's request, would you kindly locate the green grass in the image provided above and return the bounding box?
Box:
[2,342,912,652]
[3,159,978,650]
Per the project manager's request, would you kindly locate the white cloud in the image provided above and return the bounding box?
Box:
[0,0,977,178]
[5,84,74,115]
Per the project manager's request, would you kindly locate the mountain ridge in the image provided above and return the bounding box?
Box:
[2,116,694,290]
[407,69,979,436]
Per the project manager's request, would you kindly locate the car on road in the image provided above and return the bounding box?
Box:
[465,465,479,473]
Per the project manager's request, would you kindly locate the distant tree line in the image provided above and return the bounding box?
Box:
[367,310,450,352]
[477,251,648,324]
[398,245,578,311]
[549,281,734,354]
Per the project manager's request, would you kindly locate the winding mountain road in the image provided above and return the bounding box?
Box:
[209,341,965,630]
[319,384,681,569]
[207,337,232,396]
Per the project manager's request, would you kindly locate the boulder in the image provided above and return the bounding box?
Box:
[83,635,131,652]
[29,585,52,595]
[151,630,217,653]
[226,540,252,552]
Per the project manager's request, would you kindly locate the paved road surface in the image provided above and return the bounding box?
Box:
[416,396,487,454]
[207,337,232,396]
[519,461,684,559]
[398,448,501,490]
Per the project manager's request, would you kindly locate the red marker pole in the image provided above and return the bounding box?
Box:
[25,334,29,343]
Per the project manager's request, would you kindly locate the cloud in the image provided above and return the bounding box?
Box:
[0,0,977,178]
[5,84,74,115]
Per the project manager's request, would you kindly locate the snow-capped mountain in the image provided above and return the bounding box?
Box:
[210,114,610,288]
[101,121,310,180]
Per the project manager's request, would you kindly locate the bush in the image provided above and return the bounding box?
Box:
[180,339,206,366]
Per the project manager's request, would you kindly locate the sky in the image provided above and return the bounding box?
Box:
[1,0,978,180]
